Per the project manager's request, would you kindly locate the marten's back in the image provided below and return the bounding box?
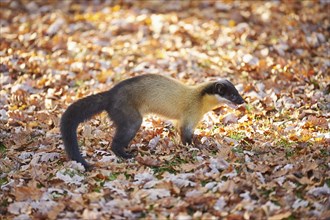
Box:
[109,74,196,119]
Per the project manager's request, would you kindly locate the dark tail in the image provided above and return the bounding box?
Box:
[60,91,110,170]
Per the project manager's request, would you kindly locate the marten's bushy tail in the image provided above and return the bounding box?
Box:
[60,92,110,170]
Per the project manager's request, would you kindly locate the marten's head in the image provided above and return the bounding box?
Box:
[203,79,245,106]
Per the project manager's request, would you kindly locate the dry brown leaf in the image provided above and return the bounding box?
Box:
[136,155,162,167]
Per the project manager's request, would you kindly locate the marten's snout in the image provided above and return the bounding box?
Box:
[227,93,245,105]
[235,95,245,105]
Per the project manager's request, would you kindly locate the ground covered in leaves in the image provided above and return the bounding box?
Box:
[1,0,329,219]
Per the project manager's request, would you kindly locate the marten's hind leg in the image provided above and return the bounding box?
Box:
[108,108,142,159]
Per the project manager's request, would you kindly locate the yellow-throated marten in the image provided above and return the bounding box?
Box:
[60,74,244,169]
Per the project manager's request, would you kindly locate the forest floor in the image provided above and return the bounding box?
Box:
[0,1,329,219]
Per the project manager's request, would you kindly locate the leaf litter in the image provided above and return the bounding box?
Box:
[0,0,329,219]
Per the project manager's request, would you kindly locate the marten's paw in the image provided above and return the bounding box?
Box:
[112,148,135,159]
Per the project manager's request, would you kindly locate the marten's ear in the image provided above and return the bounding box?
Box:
[215,82,226,96]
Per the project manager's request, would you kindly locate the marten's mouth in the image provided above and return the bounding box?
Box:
[216,95,245,109]
[227,101,245,109]
[227,102,238,109]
